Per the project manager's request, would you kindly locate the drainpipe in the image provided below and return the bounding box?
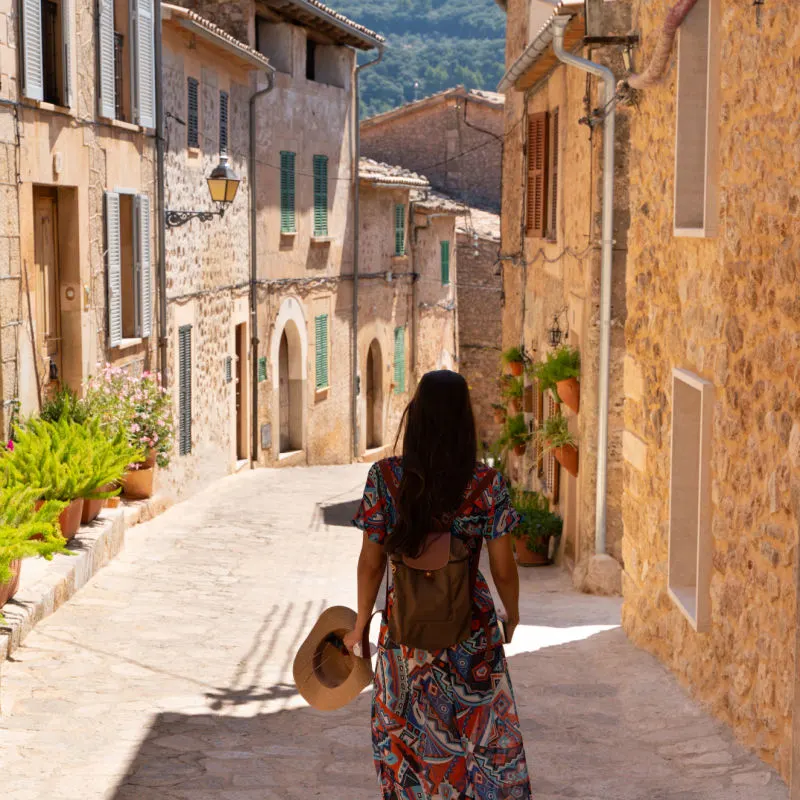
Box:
[552,17,615,556]
[249,67,277,466]
[352,44,385,461]
[154,0,167,385]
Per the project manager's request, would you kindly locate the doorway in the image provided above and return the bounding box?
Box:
[235,323,248,461]
[278,320,303,454]
[33,187,62,396]
[366,339,383,450]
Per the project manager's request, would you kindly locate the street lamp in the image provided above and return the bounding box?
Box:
[165,155,241,228]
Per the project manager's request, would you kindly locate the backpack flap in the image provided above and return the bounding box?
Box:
[402,532,451,571]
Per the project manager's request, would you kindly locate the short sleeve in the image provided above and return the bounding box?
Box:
[485,470,520,541]
[352,463,388,545]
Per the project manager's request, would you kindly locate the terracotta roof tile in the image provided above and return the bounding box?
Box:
[359,158,430,188]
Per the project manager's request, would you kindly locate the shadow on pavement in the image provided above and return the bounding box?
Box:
[318,499,362,529]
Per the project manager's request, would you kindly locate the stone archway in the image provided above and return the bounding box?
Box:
[366,339,383,449]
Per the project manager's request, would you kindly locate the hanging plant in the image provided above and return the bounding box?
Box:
[532,346,580,398]
[502,346,526,377]
[535,413,579,477]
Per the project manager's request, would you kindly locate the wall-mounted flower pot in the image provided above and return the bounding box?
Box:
[557,378,580,414]
[0,559,22,607]
[509,361,524,377]
[509,397,522,414]
[554,444,579,478]
[493,408,506,425]
[122,466,155,500]
[514,537,550,567]
[513,443,527,457]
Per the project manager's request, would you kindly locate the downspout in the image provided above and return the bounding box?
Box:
[552,17,615,556]
[154,0,167,385]
[352,44,384,461]
[249,67,277,466]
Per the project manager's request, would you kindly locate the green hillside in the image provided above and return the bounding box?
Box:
[333,0,507,118]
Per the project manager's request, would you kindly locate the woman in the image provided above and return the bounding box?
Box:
[346,370,532,799]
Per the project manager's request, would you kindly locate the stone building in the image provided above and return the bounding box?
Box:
[617,0,800,782]
[361,88,505,445]
[497,0,631,587]
[0,0,158,434]
[159,5,271,496]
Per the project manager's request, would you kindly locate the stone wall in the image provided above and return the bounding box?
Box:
[361,94,503,212]
[620,0,800,779]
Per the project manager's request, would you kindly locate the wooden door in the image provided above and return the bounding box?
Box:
[279,332,290,452]
[33,191,61,391]
[235,324,247,461]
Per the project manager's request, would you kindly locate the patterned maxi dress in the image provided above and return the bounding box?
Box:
[353,457,533,800]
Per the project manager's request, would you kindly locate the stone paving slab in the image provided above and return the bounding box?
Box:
[0,465,789,799]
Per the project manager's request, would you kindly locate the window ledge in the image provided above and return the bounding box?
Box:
[99,117,146,134]
[188,146,202,158]
[280,230,298,237]
[311,235,333,245]
[112,337,144,351]
[315,387,329,401]
[31,100,73,116]
[392,254,408,262]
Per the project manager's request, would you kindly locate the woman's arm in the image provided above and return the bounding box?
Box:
[487,535,520,641]
[344,532,387,653]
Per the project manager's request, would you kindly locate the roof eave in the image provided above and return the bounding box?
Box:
[271,0,384,50]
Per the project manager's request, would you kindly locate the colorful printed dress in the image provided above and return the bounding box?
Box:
[353,457,533,800]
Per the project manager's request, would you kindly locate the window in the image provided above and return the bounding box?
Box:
[21,0,72,106]
[98,0,155,127]
[394,204,406,256]
[668,369,713,631]
[280,151,296,233]
[526,110,549,238]
[104,190,152,346]
[255,15,293,74]
[547,108,559,240]
[178,325,192,456]
[315,314,329,390]
[440,241,450,286]
[306,38,317,81]
[313,155,328,237]
[219,91,229,155]
[187,77,199,148]
[674,0,719,236]
[393,327,406,394]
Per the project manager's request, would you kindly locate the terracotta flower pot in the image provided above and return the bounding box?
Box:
[514,537,550,567]
[142,450,157,469]
[81,484,116,524]
[509,360,524,377]
[557,378,580,414]
[493,408,506,425]
[554,444,579,478]
[0,559,22,607]
[105,497,121,509]
[509,397,522,414]
[513,442,527,457]
[122,466,155,500]
[59,498,84,540]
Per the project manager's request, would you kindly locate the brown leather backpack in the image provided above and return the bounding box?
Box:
[379,462,496,651]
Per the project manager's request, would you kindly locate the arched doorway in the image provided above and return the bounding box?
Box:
[278,320,303,453]
[366,339,383,449]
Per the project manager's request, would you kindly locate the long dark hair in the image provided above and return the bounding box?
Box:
[386,370,477,557]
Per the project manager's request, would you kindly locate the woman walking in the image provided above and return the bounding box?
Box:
[346,370,532,799]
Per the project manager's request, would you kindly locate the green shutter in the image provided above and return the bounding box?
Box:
[393,327,406,394]
[441,240,450,286]
[280,151,296,233]
[315,314,329,389]
[394,204,405,256]
[258,356,267,383]
[313,155,328,237]
[178,325,192,456]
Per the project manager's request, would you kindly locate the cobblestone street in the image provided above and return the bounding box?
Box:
[0,465,788,799]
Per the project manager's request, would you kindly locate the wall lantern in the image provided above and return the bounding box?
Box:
[166,156,241,228]
[548,310,569,349]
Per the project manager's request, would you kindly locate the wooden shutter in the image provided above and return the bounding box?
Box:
[393,327,405,394]
[544,391,560,503]
[62,0,72,107]
[178,325,192,455]
[136,194,152,338]
[315,314,329,389]
[280,151,296,233]
[225,356,233,384]
[548,109,559,239]
[526,111,549,238]
[187,78,199,147]
[219,91,229,154]
[313,155,328,237]
[394,204,405,256]
[105,191,122,347]
[21,0,44,101]
[98,0,115,118]
[135,0,155,128]
[441,240,450,286]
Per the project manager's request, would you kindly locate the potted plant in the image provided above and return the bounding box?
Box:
[503,376,524,414]
[511,489,563,566]
[536,413,579,477]
[0,486,70,618]
[2,418,90,539]
[502,346,526,377]
[499,413,531,457]
[533,346,581,413]
[492,403,507,425]
[38,386,92,425]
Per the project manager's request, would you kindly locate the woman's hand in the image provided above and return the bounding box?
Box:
[344,627,366,656]
[501,612,520,644]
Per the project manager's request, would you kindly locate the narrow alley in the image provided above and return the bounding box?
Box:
[0,466,787,800]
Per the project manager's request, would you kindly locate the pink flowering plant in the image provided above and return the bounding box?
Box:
[85,364,174,469]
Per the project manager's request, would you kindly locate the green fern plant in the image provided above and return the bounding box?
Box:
[39,387,92,425]
[510,489,563,554]
[502,376,524,400]
[496,413,530,451]
[501,346,525,365]
[535,413,575,455]
[76,421,142,500]
[532,346,581,395]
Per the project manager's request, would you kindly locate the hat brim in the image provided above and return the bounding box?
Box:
[293,606,374,712]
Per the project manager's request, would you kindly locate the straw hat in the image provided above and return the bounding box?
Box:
[293,606,374,711]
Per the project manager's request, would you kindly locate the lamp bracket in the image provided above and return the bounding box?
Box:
[165,208,226,228]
